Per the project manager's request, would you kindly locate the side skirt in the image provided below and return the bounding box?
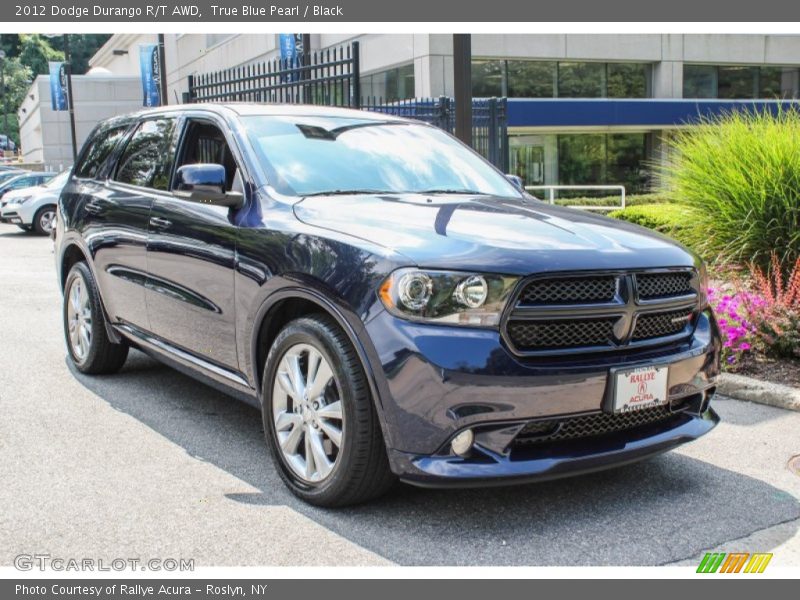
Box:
[115,323,261,409]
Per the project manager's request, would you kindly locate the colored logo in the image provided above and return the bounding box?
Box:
[696,552,773,573]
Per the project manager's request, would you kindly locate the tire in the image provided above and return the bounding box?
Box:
[33,205,56,236]
[63,261,129,374]
[261,314,395,507]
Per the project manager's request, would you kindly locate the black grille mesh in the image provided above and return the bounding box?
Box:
[513,404,675,446]
[506,319,615,350]
[636,272,694,300]
[632,309,693,341]
[518,276,617,305]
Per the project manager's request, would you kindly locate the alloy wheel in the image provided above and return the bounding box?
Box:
[39,209,56,234]
[66,274,92,361]
[271,343,344,483]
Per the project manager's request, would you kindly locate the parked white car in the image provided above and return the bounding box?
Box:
[0,171,69,235]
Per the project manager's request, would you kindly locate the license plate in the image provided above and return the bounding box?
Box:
[611,365,669,413]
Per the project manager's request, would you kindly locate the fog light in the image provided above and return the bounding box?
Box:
[450,429,474,457]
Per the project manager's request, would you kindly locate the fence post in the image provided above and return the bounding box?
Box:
[186,74,195,103]
[487,97,498,168]
[438,96,451,133]
[351,41,361,108]
[499,97,509,172]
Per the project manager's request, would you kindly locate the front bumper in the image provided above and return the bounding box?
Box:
[365,308,721,486]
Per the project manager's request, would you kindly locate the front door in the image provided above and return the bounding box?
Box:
[144,116,242,370]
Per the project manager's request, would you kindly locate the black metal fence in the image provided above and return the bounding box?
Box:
[361,96,509,170]
[185,42,360,107]
[185,41,508,169]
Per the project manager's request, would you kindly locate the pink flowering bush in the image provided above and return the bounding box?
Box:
[707,286,760,367]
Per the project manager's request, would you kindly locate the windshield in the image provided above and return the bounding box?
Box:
[45,171,70,189]
[242,115,521,198]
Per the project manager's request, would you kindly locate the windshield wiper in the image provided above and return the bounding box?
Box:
[412,189,491,195]
[302,189,396,197]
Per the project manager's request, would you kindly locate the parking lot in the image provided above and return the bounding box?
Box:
[0,225,799,567]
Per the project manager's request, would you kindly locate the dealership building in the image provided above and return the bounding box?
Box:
[84,33,800,193]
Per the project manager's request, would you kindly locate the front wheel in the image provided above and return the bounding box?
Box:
[63,262,129,374]
[33,205,56,236]
[262,315,395,506]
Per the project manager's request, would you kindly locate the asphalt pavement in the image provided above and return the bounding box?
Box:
[1,225,798,567]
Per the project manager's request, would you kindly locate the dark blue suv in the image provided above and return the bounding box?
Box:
[54,104,721,506]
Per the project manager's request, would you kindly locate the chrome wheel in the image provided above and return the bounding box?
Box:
[66,274,92,361]
[271,343,343,483]
[39,209,56,234]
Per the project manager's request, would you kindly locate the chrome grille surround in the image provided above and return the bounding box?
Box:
[502,269,700,356]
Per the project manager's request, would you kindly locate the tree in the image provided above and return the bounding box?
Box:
[1,57,33,146]
[49,34,112,75]
[17,34,63,76]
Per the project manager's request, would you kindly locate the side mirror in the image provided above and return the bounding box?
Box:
[173,163,244,208]
[505,174,525,191]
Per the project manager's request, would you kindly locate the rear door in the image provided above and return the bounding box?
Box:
[144,114,243,370]
[87,117,178,330]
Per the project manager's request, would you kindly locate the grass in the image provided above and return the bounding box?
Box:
[658,106,800,272]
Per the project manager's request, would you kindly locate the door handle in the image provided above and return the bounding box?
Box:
[84,201,103,215]
[149,216,172,230]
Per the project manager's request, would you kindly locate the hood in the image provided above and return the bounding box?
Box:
[3,185,46,201]
[293,193,697,276]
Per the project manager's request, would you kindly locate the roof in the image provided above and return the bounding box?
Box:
[118,103,410,122]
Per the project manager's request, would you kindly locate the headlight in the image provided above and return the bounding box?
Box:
[379,268,518,327]
[10,196,30,205]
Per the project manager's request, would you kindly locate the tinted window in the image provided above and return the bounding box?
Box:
[175,121,240,191]
[114,118,177,190]
[243,116,520,198]
[75,124,130,179]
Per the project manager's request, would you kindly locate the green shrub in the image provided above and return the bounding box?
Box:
[551,192,673,207]
[608,204,692,238]
[659,107,800,272]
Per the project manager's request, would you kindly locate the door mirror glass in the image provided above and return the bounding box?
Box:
[505,174,525,191]
[173,163,243,208]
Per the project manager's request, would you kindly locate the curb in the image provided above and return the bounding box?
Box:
[718,373,800,412]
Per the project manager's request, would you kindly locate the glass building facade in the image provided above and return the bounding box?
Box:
[360,64,415,101]
[683,64,800,99]
[472,59,650,99]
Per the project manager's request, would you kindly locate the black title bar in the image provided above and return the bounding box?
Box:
[3,0,800,22]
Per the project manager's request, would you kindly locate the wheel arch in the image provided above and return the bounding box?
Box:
[250,288,396,448]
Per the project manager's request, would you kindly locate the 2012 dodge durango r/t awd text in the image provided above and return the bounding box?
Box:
[54,104,721,506]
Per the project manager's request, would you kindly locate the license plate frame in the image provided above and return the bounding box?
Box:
[605,364,670,414]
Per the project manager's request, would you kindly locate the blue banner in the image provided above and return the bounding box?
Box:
[139,43,161,107]
[48,61,68,111]
[279,34,303,82]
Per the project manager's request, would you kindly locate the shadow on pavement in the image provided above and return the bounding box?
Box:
[69,349,800,566]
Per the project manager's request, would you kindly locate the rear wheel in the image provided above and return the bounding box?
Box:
[33,205,56,236]
[262,314,395,506]
[63,262,129,374]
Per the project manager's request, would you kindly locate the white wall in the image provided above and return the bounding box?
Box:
[17,75,143,169]
[89,33,800,105]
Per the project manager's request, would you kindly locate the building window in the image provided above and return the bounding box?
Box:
[360,64,415,101]
[509,132,649,194]
[684,64,800,99]
[472,60,650,98]
[558,133,648,193]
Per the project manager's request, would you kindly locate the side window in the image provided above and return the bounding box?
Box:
[114,118,177,191]
[74,124,130,180]
[174,120,241,192]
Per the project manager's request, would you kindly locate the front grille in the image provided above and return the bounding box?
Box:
[636,272,694,300]
[513,404,676,446]
[506,318,615,350]
[632,309,693,341]
[517,276,617,305]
